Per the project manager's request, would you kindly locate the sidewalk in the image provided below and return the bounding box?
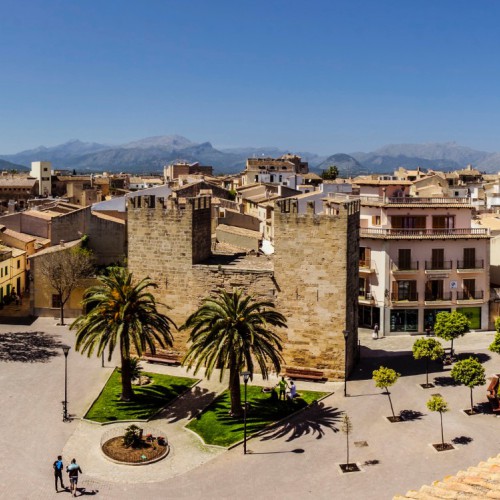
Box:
[358,327,496,356]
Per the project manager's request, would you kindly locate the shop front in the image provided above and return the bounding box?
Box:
[390,309,418,333]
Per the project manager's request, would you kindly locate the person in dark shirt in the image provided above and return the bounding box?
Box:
[53,455,65,492]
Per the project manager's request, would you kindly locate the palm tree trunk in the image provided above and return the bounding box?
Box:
[425,358,429,386]
[120,353,134,401]
[229,365,243,417]
[386,387,395,418]
[470,387,474,413]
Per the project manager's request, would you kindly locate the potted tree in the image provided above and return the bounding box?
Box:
[433,311,470,362]
[427,395,453,452]
[373,366,401,422]
[339,413,359,473]
[450,357,486,415]
[413,338,445,388]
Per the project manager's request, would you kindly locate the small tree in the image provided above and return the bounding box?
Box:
[434,311,470,357]
[38,245,94,325]
[488,317,500,355]
[123,424,143,448]
[129,357,143,382]
[373,366,400,419]
[426,395,449,447]
[321,165,339,180]
[450,357,486,413]
[412,338,445,387]
[341,413,353,467]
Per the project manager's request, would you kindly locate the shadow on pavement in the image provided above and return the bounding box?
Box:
[0,331,64,363]
[452,436,473,445]
[459,352,491,363]
[400,409,425,421]
[258,402,341,442]
[352,352,445,381]
[250,448,305,455]
[433,376,459,387]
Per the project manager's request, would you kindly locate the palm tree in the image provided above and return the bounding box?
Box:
[181,289,287,417]
[71,267,176,401]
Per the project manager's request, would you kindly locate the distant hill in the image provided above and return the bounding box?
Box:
[1,136,500,175]
[0,159,29,171]
[314,154,366,177]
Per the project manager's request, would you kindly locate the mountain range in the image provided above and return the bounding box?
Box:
[1,136,499,176]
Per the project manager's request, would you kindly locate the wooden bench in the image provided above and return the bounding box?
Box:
[284,367,327,382]
[143,351,181,365]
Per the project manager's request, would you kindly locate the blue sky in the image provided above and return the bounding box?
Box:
[1,0,500,154]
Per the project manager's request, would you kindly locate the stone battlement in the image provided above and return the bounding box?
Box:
[127,194,211,212]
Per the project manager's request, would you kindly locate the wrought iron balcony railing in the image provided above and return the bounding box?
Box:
[456,290,484,300]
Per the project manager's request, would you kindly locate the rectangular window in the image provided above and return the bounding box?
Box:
[391,216,426,229]
[5,266,8,276]
[463,248,475,267]
[17,260,20,269]
[432,215,455,229]
[395,280,417,301]
[456,307,481,329]
[359,247,371,267]
[52,294,62,308]
[425,280,445,301]
[372,215,381,226]
[463,279,476,298]
[398,249,411,269]
[432,249,444,268]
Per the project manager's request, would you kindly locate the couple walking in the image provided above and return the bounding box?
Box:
[53,456,82,496]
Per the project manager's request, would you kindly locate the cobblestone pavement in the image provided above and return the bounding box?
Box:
[2,318,500,499]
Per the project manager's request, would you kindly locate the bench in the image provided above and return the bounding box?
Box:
[284,367,327,382]
[143,351,181,365]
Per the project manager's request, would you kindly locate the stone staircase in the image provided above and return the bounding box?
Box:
[394,454,500,499]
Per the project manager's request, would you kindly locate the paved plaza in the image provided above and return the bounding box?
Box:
[1,319,499,499]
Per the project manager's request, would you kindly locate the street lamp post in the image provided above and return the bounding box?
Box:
[343,330,349,397]
[242,371,251,454]
[62,346,70,422]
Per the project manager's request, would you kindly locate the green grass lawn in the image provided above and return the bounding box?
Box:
[85,368,198,423]
[186,385,329,447]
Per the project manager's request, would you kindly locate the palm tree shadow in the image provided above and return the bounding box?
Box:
[0,331,64,363]
[155,385,218,423]
[258,402,342,442]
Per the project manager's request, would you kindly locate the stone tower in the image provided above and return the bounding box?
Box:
[127,193,359,379]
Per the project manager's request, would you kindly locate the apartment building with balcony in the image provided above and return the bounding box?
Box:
[356,195,490,335]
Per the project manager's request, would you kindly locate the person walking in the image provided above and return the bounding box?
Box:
[372,323,379,340]
[277,376,288,401]
[288,381,297,400]
[66,458,82,497]
[53,455,65,492]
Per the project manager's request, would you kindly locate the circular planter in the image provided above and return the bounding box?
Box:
[101,427,170,465]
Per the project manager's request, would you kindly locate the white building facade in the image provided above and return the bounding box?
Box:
[357,196,490,335]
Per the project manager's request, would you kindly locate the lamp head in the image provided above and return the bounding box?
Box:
[242,371,251,383]
[62,346,70,357]
[343,330,349,340]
